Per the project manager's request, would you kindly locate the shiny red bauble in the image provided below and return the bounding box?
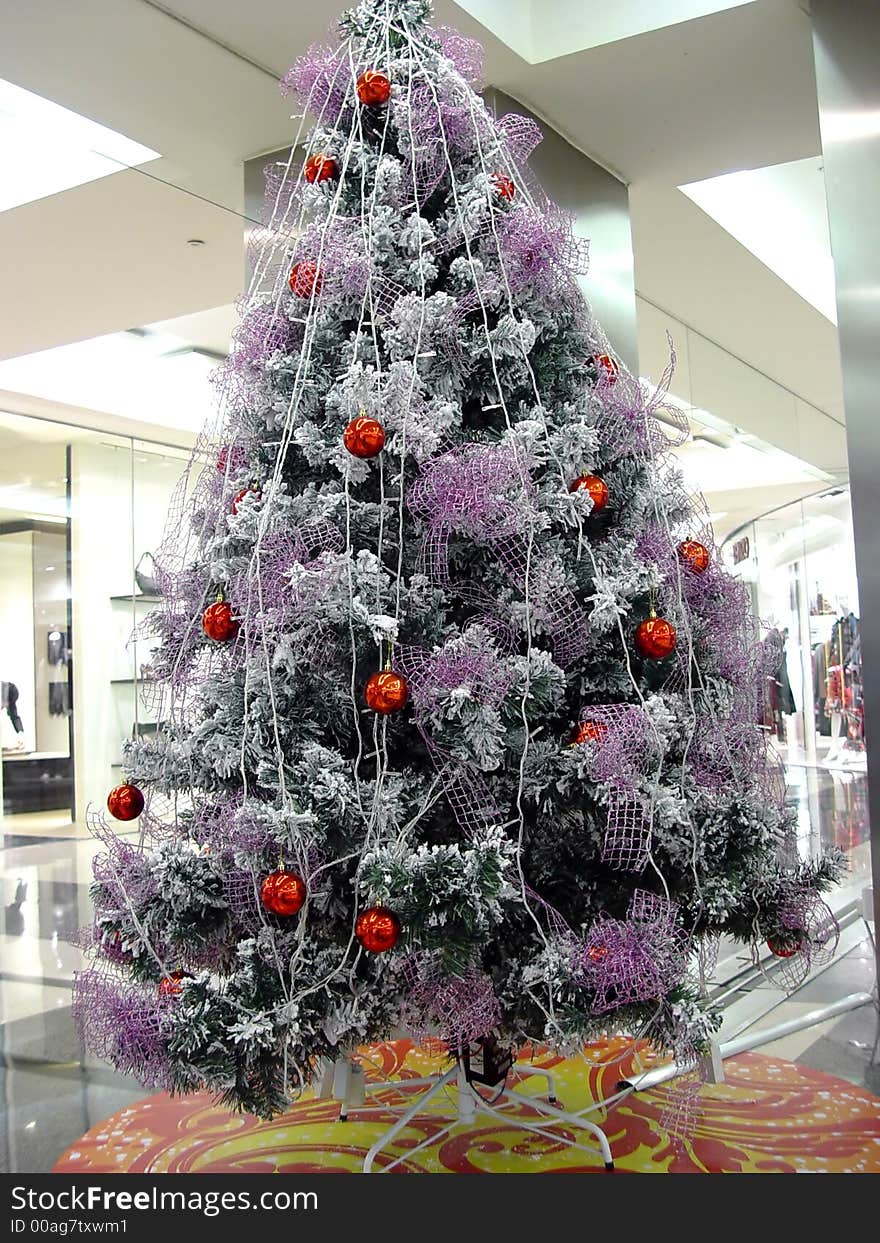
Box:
[365,670,409,714]
[587,944,609,964]
[202,600,239,642]
[232,486,260,515]
[343,416,386,459]
[357,70,391,106]
[587,353,619,383]
[289,259,323,299]
[106,782,145,821]
[635,615,677,661]
[571,720,608,746]
[355,906,401,953]
[570,473,609,514]
[158,970,192,998]
[491,173,515,201]
[767,937,801,958]
[304,152,338,184]
[678,539,710,575]
[261,870,307,917]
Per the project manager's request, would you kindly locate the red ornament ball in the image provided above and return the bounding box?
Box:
[365,670,408,715]
[587,353,620,383]
[587,944,609,964]
[261,870,307,917]
[304,152,338,184]
[767,937,801,958]
[635,615,677,661]
[107,782,145,821]
[678,539,710,575]
[289,259,323,299]
[491,173,515,201]
[158,970,192,998]
[357,69,391,106]
[571,720,608,746]
[356,906,401,953]
[343,416,386,459]
[570,474,609,514]
[202,600,239,643]
[232,486,260,515]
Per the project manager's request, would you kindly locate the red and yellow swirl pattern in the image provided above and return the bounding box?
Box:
[54,1038,880,1174]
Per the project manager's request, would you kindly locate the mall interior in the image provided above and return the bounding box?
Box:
[0,0,878,1176]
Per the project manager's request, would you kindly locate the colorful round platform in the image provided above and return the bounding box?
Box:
[55,1039,880,1174]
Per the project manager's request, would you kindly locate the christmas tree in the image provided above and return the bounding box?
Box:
[75,0,842,1119]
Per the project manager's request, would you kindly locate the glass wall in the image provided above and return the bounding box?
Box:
[722,486,872,913]
[0,412,192,837]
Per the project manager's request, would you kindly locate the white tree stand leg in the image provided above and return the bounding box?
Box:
[356,1058,614,1173]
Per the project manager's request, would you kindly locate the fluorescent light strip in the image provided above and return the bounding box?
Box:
[0,78,159,213]
[679,158,838,324]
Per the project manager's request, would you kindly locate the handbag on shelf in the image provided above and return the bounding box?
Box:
[134,552,160,596]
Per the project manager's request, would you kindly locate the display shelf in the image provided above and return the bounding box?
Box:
[110,677,156,685]
[110,593,161,604]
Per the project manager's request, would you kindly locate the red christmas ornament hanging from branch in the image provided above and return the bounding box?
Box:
[106,783,145,821]
[357,70,391,106]
[261,870,307,917]
[158,970,192,998]
[343,416,386,459]
[767,936,802,958]
[232,486,261,515]
[356,906,401,953]
[586,354,619,383]
[570,473,609,514]
[202,599,239,642]
[289,260,323,299]
[491,173,515,201]
[365,670,408,714]
[635,614,677,660]
[304,152,338,184]
[678,539,710,575]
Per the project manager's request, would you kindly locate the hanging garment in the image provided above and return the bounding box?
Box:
[48,682,70,717]
[47,629,66,666]
[775,641,796,716]
[0,682,24,733]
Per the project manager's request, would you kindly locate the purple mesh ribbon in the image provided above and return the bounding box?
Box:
[72,967,175,1089]
[408,444,588,666]
[394,631,513,718]
[573,890,686,1014]
[436,27,486,87]
[575,704,654,871]
[498,206,590,297]
[281,43,349,119]
[774,886,841,991]
[401,953,501,1050]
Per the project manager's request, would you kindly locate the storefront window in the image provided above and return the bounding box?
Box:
[0,413,192,833]
[722,486,871,909]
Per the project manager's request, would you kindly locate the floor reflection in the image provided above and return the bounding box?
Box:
[0,779,876,1172]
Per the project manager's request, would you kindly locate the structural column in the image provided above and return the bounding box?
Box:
[811,0,880,984]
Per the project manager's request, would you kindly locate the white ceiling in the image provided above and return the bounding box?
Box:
[0,0,848,533]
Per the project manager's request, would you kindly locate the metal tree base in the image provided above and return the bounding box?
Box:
[330,1057,615,1173]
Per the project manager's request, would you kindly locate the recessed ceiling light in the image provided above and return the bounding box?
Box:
[679,158,837,323]
[0,328,218,435]
[0,77,160,213]
[454,0,758,64]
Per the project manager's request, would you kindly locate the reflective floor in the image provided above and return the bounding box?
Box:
[1,769,877,1173]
